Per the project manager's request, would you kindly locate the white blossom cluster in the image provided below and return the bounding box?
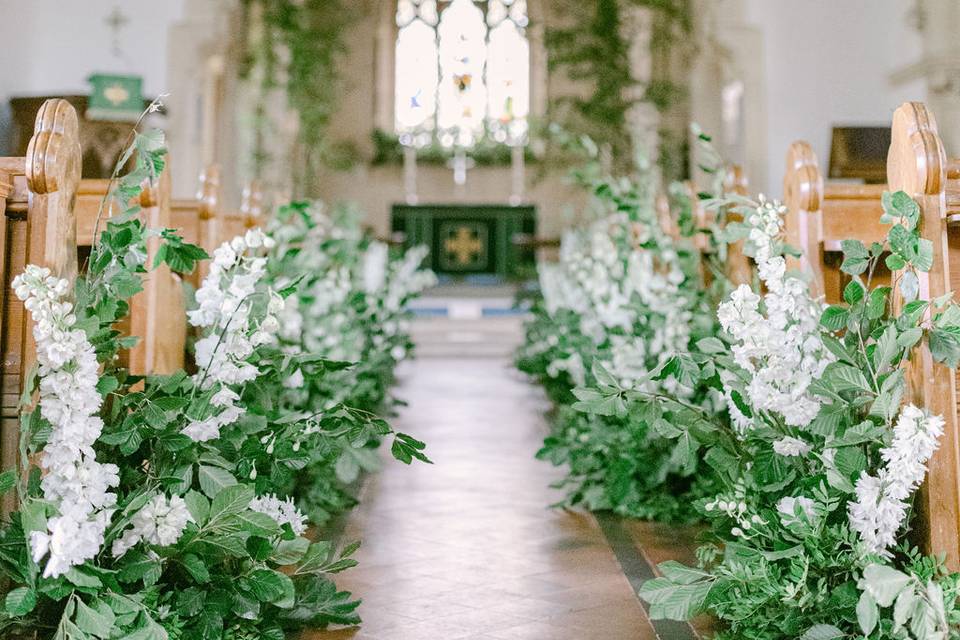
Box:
[249,493,308,535]
[717,197,834,430]
[13,265,120,578]
[186,229,281,441]
[848,404,945,556]
[541,213,694,393]
[112,494,192,557]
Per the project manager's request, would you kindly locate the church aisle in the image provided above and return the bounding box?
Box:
[306,357,657,640]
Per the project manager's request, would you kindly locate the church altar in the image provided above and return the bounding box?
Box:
[391,203,536,279]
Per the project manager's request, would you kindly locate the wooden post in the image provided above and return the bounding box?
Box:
[886,101,960,569]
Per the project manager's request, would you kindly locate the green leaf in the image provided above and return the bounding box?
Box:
[236,510,282,537]
[184,490,210,525]
[885,253,906,271]
[820,306,849,331]
[840,240,869,275]
[75,598,114,638]
[857,590,879,635]
[900,270,920,303]
[928,328,960,368]
[208,485,255,525]
[915,238,934,271]
[800,624,844,640]
[696,337,726,354]
[825,363,872,395]
[863,563,912,607]
[180,553,210,583]
[638,577,713,620]
[887,191,920,228]
[5,586,36,616]
[271,536,311,564]
[657,561,711,585]
[0,469,16,495]
[897,327,923,350]
[843,279,865,305]
[198,465,237,498]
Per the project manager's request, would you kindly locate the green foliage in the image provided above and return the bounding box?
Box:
[629,190,960,638]
[517,146,729,522]
[240,0,356,192]
[545,0,693,176]
[0,122,430,639]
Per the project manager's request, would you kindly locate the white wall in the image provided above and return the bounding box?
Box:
[0,0,185,152]
[743,0,924,195]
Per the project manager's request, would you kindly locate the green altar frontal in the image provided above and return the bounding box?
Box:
[391,204,536,279]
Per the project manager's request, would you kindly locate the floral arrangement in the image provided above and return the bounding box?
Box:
[611,192,960,638]
[517,168,724,521]
[0,126,431,639]
[264,199,435,524]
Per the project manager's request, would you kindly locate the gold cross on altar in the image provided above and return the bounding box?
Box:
[444,227,483,265]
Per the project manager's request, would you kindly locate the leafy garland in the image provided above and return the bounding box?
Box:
[0,120,433,639]
[239,0,356,194]
[544,0,693,178]
[516,139,725,521]
[521,134,960,636]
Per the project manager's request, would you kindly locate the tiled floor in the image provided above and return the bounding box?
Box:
[303,357,657,640]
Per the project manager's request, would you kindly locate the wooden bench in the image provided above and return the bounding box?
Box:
[0,99,82,513]
[782,141,888,303]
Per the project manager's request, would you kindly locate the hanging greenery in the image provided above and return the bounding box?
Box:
[239,0,358,196]
[545,0,694,178]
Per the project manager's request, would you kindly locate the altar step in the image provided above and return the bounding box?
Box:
[409,284,528,357]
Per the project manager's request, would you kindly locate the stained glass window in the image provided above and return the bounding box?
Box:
[394,0,529,147]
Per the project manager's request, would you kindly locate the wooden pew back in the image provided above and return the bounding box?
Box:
[886,101,960,569]
[783,141,888,303]
[0,99,82,512]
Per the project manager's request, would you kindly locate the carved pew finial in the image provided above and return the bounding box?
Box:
[783,141,825,297]
[241,179,264,229]
[197,163,221,221]
[24,99,81,284]
[887,101,960,570]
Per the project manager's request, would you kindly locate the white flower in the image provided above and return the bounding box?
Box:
[362,241,389,294]
[112,494,192,557]
[249,494,308,535]
[848,405,944,556]
[13,265,118,577]
[772,436,812,457]
[717,198,834,430]
[185,230,282,441]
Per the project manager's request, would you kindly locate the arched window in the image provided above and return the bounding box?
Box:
[395,0,529,148]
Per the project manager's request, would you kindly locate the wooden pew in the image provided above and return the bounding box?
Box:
[172,164,220,285]
[721,165,753,286]
[0,99,82,512]
[218,179,264,244]
[782,141,888,303]
[886,101,960,569]
[73,169,186,375]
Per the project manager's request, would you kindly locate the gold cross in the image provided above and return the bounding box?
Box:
[104,83,130,106]
[444,227,483,265]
